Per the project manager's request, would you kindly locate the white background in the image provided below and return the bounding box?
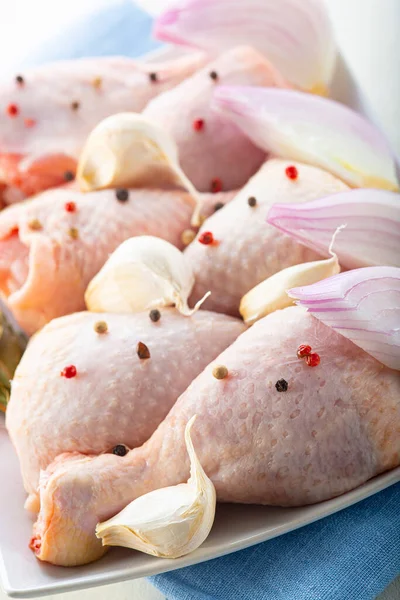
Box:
[0,0,399,598]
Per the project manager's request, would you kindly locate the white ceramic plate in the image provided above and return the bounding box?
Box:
[1,418,399,598]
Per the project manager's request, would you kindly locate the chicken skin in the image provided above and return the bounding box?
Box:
[185,159,349,315]
[30,307,400,566]
[0,187,233,334]
[144,46,290,192]
[0,53,206,204]
[6,309,244,505]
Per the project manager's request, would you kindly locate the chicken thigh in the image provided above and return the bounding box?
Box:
[185,159,349,315]
[0,53,206,205]
[30,306,400,566]
[0,187,232,334]
[6,309,244,503]
[144,46,290,192]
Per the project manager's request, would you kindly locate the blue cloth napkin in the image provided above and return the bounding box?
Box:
[151,483,400,600]
[20,0,162,68]
[17,3,400,599]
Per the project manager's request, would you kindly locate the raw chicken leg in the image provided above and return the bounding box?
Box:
[0,53,206,205]
[185,159,349,315]
[6,309,244,501]
[30,306,400,566]
[0,187,232,334]
[143,46,290,192]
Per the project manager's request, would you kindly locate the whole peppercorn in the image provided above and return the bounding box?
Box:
[116,188,129,202]
[94,321,108,334]
[285,165,299,180]
[212,365,228,380]
[297,344,312,358]
[28,219,42,231]
[64,170,75,182]
[61,365,77,378]
[198,231,214,245]
[211,177,223,193]
[68,227,79,240]
[275,379,288,392]
[193,118,205,132]
[149,309,161,323]
[64,201,77,213]
[6,103,19,117]
[92,76,102,89]
[306,353,320,367]
[112,444,128,457]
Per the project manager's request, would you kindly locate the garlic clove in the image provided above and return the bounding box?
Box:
[241,227,343,325]
[96,415,216,559]
[77,113,203,226]
[240,254,340,325]
[85,236,210,316]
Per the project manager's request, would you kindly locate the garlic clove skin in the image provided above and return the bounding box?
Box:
[96,415,216,559]
[240,254,340,326]
[85,236,209,316]
[77,113,177,191]
[77,113,203,226]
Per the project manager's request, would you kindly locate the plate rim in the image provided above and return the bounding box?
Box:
[0,452,398,598]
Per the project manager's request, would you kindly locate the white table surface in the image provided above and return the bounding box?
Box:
[0,0,399,598]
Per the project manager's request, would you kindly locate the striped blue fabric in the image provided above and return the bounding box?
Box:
[151,483,400,600]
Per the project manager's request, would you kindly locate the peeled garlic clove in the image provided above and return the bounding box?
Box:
[77,113,203,226]
[85,236,209,316]
[96,415,216,559]
[240,254,340,325]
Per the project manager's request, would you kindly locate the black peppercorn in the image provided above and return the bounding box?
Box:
[275,379,288,392]
[112,444,128,456]
[209,70,218,81]
[248,196,257,207]
[149,72,158,82]
[149,309,161,322]
[64,170,75,182]
[116,188,129,202]
[15,75,24,85]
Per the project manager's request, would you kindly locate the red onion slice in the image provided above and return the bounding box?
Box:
[154,0,336,92]
[212,86,399,191]
[267,189,400,269]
